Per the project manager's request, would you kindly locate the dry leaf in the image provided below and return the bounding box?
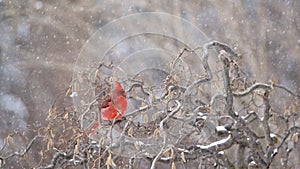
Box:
[63,112,69,120]
[292,133,299,143]
[163,147,172,157]
[153,128,161,140]
[46,107,54,120]
[95,69,100,80]
[106,152,117,169]
[181,152,186,163]
[141,100,147,107]
[128,127,134,136]
[172,161,176,169]
[65,86,72,96]
[6,135,13,146]
[74,144,79,154]
[99,137,105,147]
[50,130,55,138]
[47,138,53,150]
[134,141,144,151]
[74,139,80,154]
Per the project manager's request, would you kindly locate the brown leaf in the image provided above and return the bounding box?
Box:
[292,133,299,143]
[172,161,176,169]
[128,127,134,136]
[47,138,53,150]
[6,135,13,146]
[106,151,117,169]
[181,152,186,163]
[65,86,72,96]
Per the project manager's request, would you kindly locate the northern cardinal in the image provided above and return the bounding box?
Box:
[100,81,128,120]
[85,81,127,137]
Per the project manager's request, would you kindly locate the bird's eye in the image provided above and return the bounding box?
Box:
[120,91,126,97]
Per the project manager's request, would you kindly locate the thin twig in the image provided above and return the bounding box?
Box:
[150,100,181,169]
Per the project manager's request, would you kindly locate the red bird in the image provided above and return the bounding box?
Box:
[100,81,128,120]
[85,81,127,137]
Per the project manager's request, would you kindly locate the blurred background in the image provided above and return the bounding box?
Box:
[0,0,299,168]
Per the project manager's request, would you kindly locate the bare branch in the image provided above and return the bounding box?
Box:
[150,100,181,169]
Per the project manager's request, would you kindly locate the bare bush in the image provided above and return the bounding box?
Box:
[1,41,299,169]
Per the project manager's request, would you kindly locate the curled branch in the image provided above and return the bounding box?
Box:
[150,100,181,169]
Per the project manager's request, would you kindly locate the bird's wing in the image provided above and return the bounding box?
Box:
[99,95,111,109]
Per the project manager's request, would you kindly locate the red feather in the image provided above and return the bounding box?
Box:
[100,81,128,120]
[85,82,128,138]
